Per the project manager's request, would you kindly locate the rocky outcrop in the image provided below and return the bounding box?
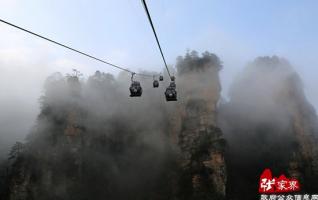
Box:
[170,51,227,199]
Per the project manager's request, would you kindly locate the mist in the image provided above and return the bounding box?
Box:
[0,51,44,159]
[1,44,318,200]
[0,62,181,199]
[0,50,229,200]
[218,56,318,198]
[0,25,110,160]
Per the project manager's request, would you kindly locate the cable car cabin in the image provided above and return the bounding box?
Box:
[159,75,164,81]
[171,76,175,81]
[153,80,159,88]
[165,86,177,101]
[169,81,176,88]
[130,81,142,97]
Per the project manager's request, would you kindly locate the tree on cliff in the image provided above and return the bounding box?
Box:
[176,50,222,75]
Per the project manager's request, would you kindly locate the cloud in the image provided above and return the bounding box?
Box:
[0,23,89,158]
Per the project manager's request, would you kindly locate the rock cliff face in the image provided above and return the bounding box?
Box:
[219,56,318,199]
[170,51,227,199]
[279,68,318,191]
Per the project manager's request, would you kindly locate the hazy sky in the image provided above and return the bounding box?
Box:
[0,0,318,147]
